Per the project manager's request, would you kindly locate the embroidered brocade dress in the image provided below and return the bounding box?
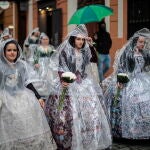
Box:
[111,53,150,139]
[45,50,111,150]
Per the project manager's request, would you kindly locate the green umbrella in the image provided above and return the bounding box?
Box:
[68,4,113,25]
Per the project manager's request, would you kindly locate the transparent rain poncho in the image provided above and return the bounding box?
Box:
[102,28,150,139]
[45,25,112,150]
[0,39,56,149]
[32,33,57,99]
[0,27,12,43]
[23,27,40,63]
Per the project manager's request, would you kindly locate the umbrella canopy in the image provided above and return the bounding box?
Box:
[68,4,113,25]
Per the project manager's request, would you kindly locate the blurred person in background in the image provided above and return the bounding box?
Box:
[32,32,56,100]
[23,27,40,63]
[93,20,112,82]
[0,27,12,43]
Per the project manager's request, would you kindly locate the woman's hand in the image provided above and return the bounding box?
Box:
[62,81,70,88]
[117,82,123,89]
[34,63,40,68]
[93,33,98,40]
[39,99,45,108]
[86,37,93,46]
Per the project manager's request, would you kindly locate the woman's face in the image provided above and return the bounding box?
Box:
[75,36,85,49]
[136,36,145,50]
[33,31,40,37]
[41,36,49,46]
[5,43,18,62]
[3,35,10,40]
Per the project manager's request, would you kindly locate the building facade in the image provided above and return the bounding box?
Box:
[0,0,149,74]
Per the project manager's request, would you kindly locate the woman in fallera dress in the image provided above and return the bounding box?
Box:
[33,33,56,99]
[0,38,56,149]
[103,28,150,139]
[23,27,40,63]
[45,25,112,150]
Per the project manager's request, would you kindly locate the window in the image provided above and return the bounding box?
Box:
[128,0,150,38]
[78,0,104,8]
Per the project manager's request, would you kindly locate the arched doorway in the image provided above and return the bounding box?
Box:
[38,0,62,47]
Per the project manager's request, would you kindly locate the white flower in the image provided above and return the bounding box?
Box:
[117,73,129,84]
[117,73,129,78]
[52,49,56,52]
[62,72,76,80]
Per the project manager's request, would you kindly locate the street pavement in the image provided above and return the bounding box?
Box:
[112,138,150,150]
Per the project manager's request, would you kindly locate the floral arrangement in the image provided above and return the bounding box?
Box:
[114,73,129,106]
[40,48,56,57]
[117,73,129,83]
[58,72,76,111]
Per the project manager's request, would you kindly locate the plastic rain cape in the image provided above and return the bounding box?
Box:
[0,39,56,149]
[32,33,57,99]
[23,27,40,63]
[0,28,12,42]
[102,28,150,139]
[45,25,112,150]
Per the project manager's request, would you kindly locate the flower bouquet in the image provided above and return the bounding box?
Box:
[58,72,76,111]
[114,73,129,106]
[117,73,129,83]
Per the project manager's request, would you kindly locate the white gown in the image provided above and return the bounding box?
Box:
[0,39,56,149]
